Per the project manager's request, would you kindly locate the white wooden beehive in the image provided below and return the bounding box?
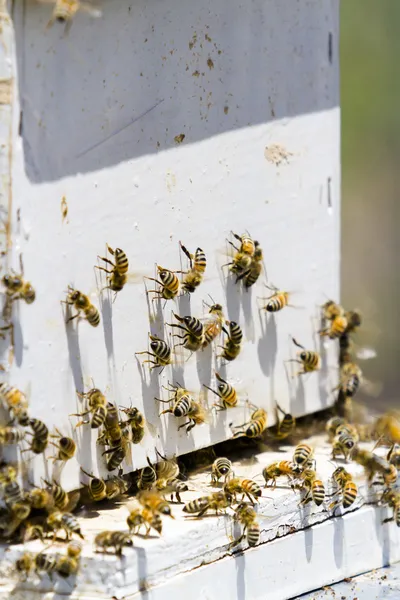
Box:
[4,2,396,600]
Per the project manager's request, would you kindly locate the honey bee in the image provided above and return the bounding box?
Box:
[211,457,233,484]
[136,334,172,371]
[329,467,358,511]
[49,428,76,462]
[273,403,295,439]
[43,480,80,512]
[0,504,30,538]
[137,459,157,491]
[119,405,145,444]
[231,407,267,439]
[293,443,314,470]
[71,387,108,429]
[326,416,347,441]
[223,232,256,276]
[217,321,243,362]
[259,284,291,312]
[319,302,348,339]
[387,444,400,470]
[102,429,130,472]
[344,309,362,335]
[15,552,34,580]
[230,503,260,548]
[236,244,263,288]
[157,384,206,433]
[373,412,400,445]
[179,243,206,294]
[97,403,122,447]
[34,552,59,578]
[183,491,233,518]
[23,417,50,456]
[146,266,180,301]
[137,490,174,518]
[56,541,82,578]
[96,245,129,293]
[127,506,163,536]
[262,460,299,487]
[338,361,362,398]
[331,428,359,462]
[47,511,84,541]
[295,469,325,507]
[381,489,400,527]
[63,286,100,327]
[289,338,321,375]
[40,0,102,34]
[2,255,35,304]
[167,313,205,352]
[203,372,238,410]
[224,476,262,504]
[94,530,133,556]
[80,468,107,502]
[201,300,225,348]
[156,478,189,503]
[0,426,25,445]
[0,463,18,486]
[27,487,55,510]
[3,480,25,506]
[352,447,395,484]
[0,383,29,419]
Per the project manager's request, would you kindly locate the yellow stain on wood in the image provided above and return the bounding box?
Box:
[0,78,12,105]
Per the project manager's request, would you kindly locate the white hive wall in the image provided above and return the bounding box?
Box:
[1,0,340,491]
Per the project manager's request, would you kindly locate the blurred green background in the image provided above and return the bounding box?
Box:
[341,0,400,410]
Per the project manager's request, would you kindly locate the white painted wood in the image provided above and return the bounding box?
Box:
[0,437,399,600]
[1,0,340,489]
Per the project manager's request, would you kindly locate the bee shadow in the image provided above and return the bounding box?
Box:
[196,344,213,390]
[11,303,24,367]
[240,286,255,342]
[99,291,115,363]
[136,546,150,599]
[224,272,241,323]
[63,305,84,394]
[144,281,165,335]
[332,512,344,568]
[317,334,331,408]
[257,311,277,379]
[177,292,191,317]
[135,357,161,443]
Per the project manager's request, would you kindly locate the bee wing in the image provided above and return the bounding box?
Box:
[361,377,383,398]
[79,2,103,18]
[356,346,377,360]
[66,490,81,513]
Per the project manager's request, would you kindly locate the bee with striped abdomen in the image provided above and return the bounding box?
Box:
[329,466,358,512]
[156,383,207,433]
[2,255,35,305]
[296,469,325,507]
[203,372,238,410]
[331,427,359,462]
[56,541,82,578]
[217,321,243,362]
[230,503,260,549]
[319,303,348,340]
[236,243,263,288]
[183,490,233,518]
[34,552,59,578]
[137,458,157,491]
[22,417,50,455]
[63,286,100,327]
[262,460,299,487]
[71,387,108,429]
[137,490,174,518]
[211,457,233,484]
[259,284,291,312]
[289,338,321,376]
[43,480,80,512]
[223,232,256,277]
[49,428,76,462]
[326,416,347,441]
[15,552,34,581]
[26,486,55,511]
[201,300,225,349]
[94,530,133,556]
[127,505,163,536]
[96,245,129,294]
[47,511,84,541]
[167,313,205,352]
[352,447,395,485]
[97,403,122,447]
[178,243,206,294]
[146,265,180,302]
[0,426,25,445]
[338,361,362,398]
[119,405,145,444]
[102,428,130,472]
[136,334,172,371]
[0,383,29,422]
[381,489,400,527]
[224,476,262,504]
[231,407,267,439]
[273,403,295,440]
[293,443,314,470]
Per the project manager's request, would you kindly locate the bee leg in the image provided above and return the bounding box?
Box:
[213,403,226,411]
[195,505,210,518]
[227,239,240,251]
[382,517,394,524]
[97,256,115,268]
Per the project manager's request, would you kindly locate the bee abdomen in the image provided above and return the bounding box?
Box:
[194,249,206,273]
[343,482,357,508]
[92,405,107,429]
[242,479,262,497]
[228,322,243,346]
[183,497,209,514]
[115,249,129,274]
[312,481,325,506]
[85,305,100,327]
[247,523,260,546]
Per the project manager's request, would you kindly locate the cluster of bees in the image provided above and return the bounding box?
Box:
[0,230,399,585]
